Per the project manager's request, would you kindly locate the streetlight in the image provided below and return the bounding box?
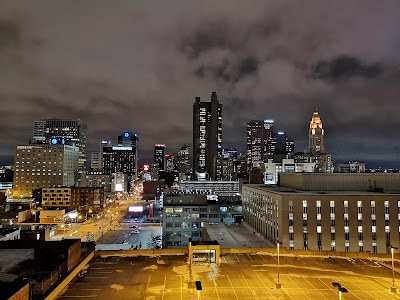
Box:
[388,244,398,293]
[32,211,37,223]
[276,240,282,289]
[332,282,347,300]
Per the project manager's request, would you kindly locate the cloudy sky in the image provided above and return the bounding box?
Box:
[1,1,400,168]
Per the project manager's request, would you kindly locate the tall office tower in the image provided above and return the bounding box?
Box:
[165,154,175,172]
[154,144,166,171]
[267,131,295,163]
[33,120,46,143]
[193,92,222,180]
[177,144,190,174]
[246,120,274,168]
[91,152,102,170]
[91,140,112,170]
[117,131,139,179]
[103,146,135,190]
[308,110,325,156]
[12,144,79,198]
[44,119,87,169]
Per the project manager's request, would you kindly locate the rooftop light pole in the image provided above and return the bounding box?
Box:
[276,240,282,289]
[388,244,398,293]
[332,282,347,300]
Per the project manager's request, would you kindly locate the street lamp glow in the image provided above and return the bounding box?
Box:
[276,240,282,289]
[388,244,398,293]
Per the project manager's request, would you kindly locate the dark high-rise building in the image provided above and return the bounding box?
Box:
[91,140,111,170]
[117,131,139,179]
[193,92,222,180]
[154,144,166,171]
[266,131,295,163]
[33,120,46,143]
[165,154,175,172]
[42,119,87,169]
[177,144,190,174]
[246,120,274,168]
[102,131,139,191]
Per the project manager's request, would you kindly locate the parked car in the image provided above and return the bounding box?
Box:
[131,230,140,234]
[130,225,138,229]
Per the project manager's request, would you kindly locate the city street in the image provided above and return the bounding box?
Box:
[58,254,400,300]
[100,223,162,249]
[49,197,138,242]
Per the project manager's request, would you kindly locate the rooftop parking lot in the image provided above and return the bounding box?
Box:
[58,254,400,300]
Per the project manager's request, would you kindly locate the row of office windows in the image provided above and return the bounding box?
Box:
[165,222,201,229]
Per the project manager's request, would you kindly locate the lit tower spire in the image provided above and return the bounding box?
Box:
[308,109,325,156]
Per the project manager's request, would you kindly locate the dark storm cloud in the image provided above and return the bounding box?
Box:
[194,56,259,82]
[313,55,381,81]
[0,19,20,49]
[0,0,400,167]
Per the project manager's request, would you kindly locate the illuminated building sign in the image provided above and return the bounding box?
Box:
[112,146,132,150]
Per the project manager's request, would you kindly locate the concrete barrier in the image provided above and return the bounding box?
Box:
[44,251,94,300]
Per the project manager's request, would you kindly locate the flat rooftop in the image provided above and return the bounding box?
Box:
[204,223,274,248]
[59,254,400,300]
[247,184,400,195]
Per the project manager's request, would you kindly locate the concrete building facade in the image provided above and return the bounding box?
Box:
[242,173,400,254]
[163,194,242,248]
[13,144,79,198]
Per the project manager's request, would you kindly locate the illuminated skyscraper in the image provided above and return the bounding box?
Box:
[177,144,190,174]
[13,144,79,198]
[246,120,274,168]
[154,144,166,171]
[306,110,333,172]
[193,92,222,180]
[308,110,325,156]
[43,119,87,169]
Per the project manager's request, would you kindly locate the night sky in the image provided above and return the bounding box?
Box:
[1,1,400,168]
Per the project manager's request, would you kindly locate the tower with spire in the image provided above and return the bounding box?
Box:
[308,109,325,156]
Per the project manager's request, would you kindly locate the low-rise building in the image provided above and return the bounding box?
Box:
[242,173,400,253]
[264,159,315,184]
[162,193,242,248]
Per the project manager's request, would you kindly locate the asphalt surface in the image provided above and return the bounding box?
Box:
[57,254,400,300]
[99,223,162,249]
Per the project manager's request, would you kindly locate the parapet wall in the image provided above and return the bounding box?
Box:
[95,247,399,261]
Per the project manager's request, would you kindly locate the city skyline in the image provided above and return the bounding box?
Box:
[1,1,400,168]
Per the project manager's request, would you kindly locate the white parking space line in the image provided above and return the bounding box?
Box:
[286,276,311,300]
[346,278,374,299]
[212,275,221,300]
[234,253,240,262]
[68,289,101,291]
[242,275,258,299]
[226,275,240,300]
[317,278,334,290]
[246,254,254,262]
[302,277,328,300]
[284,256,293,264]
[256,275,276,300]
[311,258,320,265]
[161,276,166,300]
[92,271,112,274]
[58,296,97,298]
